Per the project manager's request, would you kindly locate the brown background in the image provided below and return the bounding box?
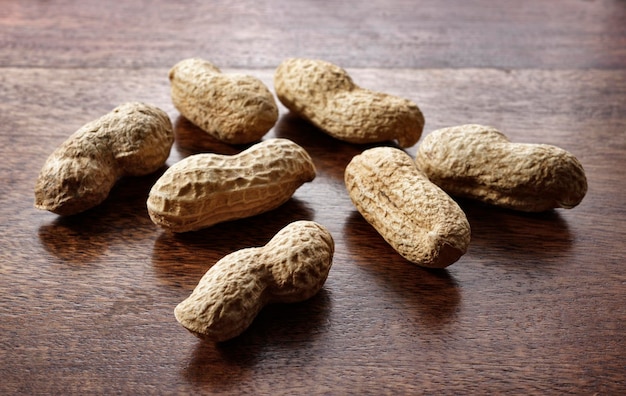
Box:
[1,0,625,394]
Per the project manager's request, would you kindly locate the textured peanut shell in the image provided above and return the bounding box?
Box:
[174,220,334,342]
[415,124,588,212]
[147,138,316,232]
[274,58,424,147]
[345,147,471,268]
[169,58,278,144]
[34,102,174,215]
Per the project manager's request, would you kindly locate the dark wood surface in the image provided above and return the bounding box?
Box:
[2,0,625,394]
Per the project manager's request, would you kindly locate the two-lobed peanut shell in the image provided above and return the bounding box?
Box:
[415,124,588,212]
[274,58,424,147]
[147,138,316,232]
[174,220,334,342]
[345,147,471,268]
[34,102,174,215]
[169,58,278,144]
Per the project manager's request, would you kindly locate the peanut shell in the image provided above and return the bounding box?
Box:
[169,58,278,144]
[147,138,316,232]
[34,102,174,215]
[274,58,424,147]
[345,147,471,268]
[415,124,588,212]
[174,220,334,342]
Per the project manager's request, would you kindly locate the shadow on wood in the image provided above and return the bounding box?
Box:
[180,288,332,387]
[151,197,315,289]
[342,210,462,330]
[37,170,165,264]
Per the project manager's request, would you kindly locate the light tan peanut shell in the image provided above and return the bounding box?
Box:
[169,58,278,144]
[414,124,588,212]
[345,147,470,268]
[147,138,316,232]
[34,102,174,215]
[174,220,334,342]
[274,58,424,147]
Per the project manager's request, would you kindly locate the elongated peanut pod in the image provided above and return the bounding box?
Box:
[274,58,424,147]
[415,124,588,212]
[345,147,470,268]
[147,138,316,232]
[169,58,278,144]
[34,102,174,215]
[174,220,334,342]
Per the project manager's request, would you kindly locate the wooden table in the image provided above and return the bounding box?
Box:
[2,1,625,394]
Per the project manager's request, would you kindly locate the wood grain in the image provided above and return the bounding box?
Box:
[1,0,625,394]
[1,0,625,69]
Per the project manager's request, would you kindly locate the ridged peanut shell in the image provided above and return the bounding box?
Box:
[274,58,424,147]
[174,220,334,342]
[169,58,278,144]
[147,138,316,232]
[34,102,174,215]
[415,124,588,212]
[345,147,470,268]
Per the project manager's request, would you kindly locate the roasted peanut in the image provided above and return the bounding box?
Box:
[415,124,588,212]
[169,58,278,144]
[274,58,424,147]
[174,220,334,342]
[345,147,471,268]
[34,102,174,215]
[147,138,316,232]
